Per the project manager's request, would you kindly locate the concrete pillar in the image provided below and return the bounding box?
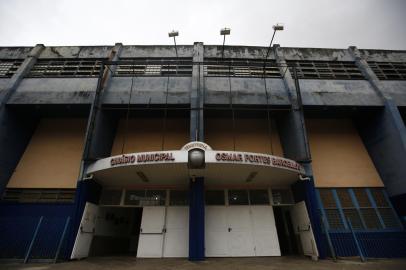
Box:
[0,44,45,194]
[349,46,406,221]
[67,43,123,256]
[188,42,205,261]
[273,44,326,258]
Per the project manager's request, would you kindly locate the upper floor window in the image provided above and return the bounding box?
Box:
[368,62,406,80]
[27,58,104,77]
[0,59,23,78]
[114,58,193,77]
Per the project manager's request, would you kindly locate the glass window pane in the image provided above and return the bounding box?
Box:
[336,189,354,208]
[360,208,382,229]
[318,189,337,208]
[249,189,269,205]
[170,190,189,206]
[343,209,364,229]
[378,208,400,229]
[325,209,345,230]
[144,190,166,206]
[100,189,122,205]
[206,190,225,205]
[353,188,371,207]
[272,189,293,205]
[124,190,145,205]
[371,189,389,207]
[228,190,249,205]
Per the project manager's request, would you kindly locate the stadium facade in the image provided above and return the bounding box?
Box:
[0,43,406,261]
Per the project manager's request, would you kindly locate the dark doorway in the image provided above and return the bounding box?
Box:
[89,207,143,256]
[274,206,299,255]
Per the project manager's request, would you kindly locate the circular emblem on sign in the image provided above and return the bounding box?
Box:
[181,141,212,151]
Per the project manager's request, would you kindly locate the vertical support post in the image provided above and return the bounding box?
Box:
[349,46,406,221]
[54,216,71,263]
[189,177,205,261]
[24,216,43,264]
[347,218,366,262]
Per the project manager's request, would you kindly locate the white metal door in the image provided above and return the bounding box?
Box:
[291,201,319,258]
[205,206,228,257]
[163,206,189,257]
[251,205,281,256]
[226,206,255,257]
[137,206,166,258]
[71,202,99,259]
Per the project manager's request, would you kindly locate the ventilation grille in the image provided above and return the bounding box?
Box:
[0,59,24,78]
[27,59,104,77]
[287,60,364,79]
[369,62,406,80]
[114,58,193,76]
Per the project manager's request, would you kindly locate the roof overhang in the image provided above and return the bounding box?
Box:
[86,142,306,188]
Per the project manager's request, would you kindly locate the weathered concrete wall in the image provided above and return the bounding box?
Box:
[360,49,406,62]
[281,47,353,61]
[120,45,193,58]
[38,46,112,59]
[204,45,276,59]
[0,78,10,100]
[104,77,192,104]
[300,79,383,106]
[204,77,289,105]
[381,81,406,106]
[0,47,33,59]
[8,78,97,104]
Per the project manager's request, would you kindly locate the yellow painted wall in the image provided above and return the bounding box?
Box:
[111,118,189,155]
[306,119,384,187]
[7,118,86,189]
[205,118,284,156]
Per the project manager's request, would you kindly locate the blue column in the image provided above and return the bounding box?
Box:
[189,177,205,261]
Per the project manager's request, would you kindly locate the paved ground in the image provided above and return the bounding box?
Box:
[2,256,406,270]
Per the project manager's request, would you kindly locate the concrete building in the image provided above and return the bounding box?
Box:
[0,43,405,261]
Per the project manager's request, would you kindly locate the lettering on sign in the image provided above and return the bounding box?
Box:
[110,152,175,167]
[215,152,302,172]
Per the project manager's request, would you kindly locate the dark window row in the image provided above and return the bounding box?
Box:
[0,59,24,78]
[287,60,364,80]
[318,188,401,231]
[368,62,406,80]
[204,58,281,78]
[27,59,104,77]
[1,188,75,203]
[205,189,294,205]
[114,58,193,77]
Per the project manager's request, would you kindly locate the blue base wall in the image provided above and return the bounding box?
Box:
[0,203,74,260]
[323,232,406,258]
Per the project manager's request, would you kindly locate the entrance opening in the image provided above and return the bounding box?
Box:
[273,206,299,255]
[89,207,143,257]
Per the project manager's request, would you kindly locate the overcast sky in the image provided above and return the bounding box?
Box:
[0,0,405,49]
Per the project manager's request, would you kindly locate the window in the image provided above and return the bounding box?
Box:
[0,59,23,78]
[1,188,75,203]
[368,62,406,80]
[99,189,122,205]
[205,190,225,205]
[272,189,294,205]
[27,59,104,77]
[336,189,363,229]
[287,60,364,80]
[124,190,166,206]
[228,190,249,205]
[319,189,345,230]
[318,188,401,231]
[124,190,145,205]
[170,190,189,205]
[249,189,270,205]
[204,58,281,78]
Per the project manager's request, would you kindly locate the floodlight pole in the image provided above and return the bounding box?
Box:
[220,28,231,59]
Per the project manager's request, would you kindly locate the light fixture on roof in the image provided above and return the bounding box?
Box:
[168,30,179,59]
[264,23,285,66]
[220,27,231,59]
